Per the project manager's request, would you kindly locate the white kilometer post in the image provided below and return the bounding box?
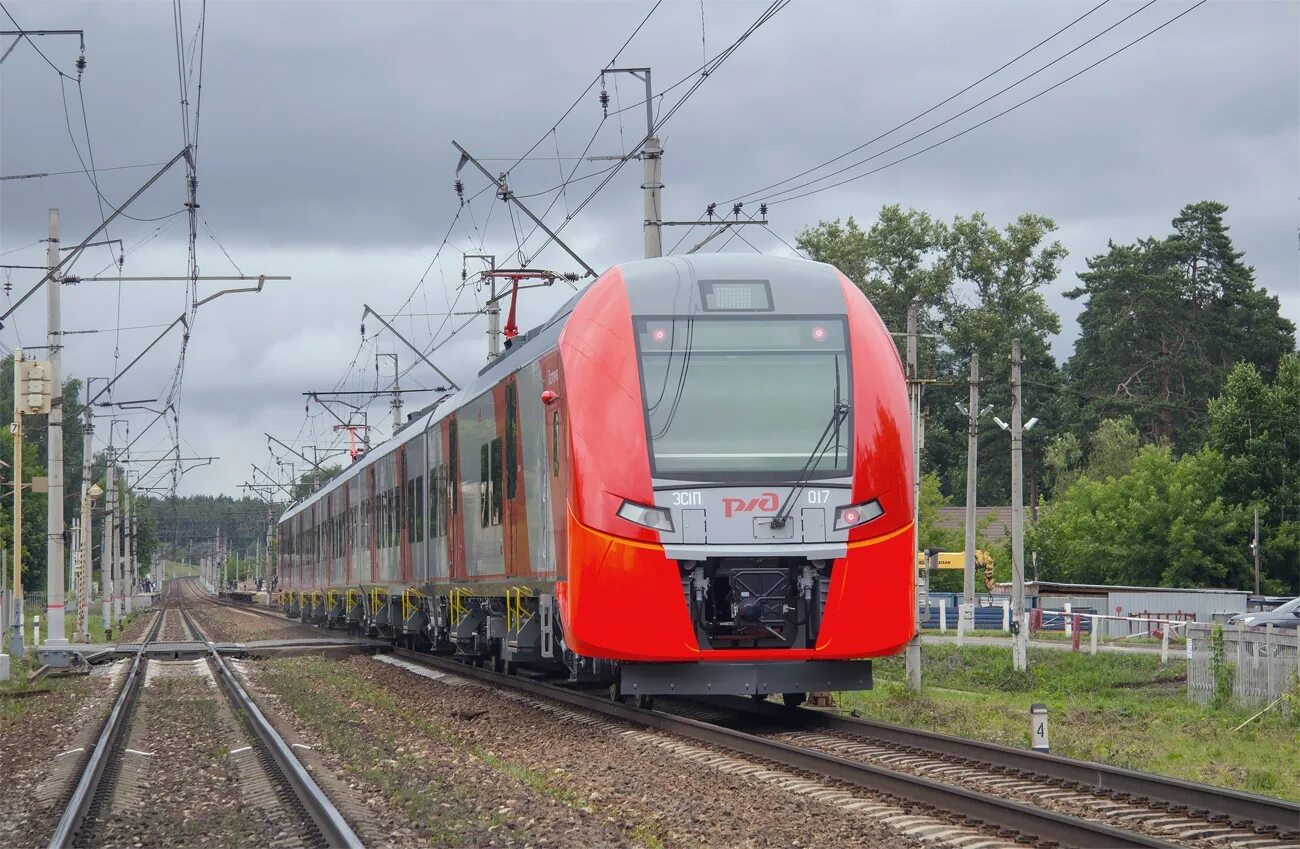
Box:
[1029,703,1049,753]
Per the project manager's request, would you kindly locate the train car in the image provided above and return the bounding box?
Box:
[278,254,914,704]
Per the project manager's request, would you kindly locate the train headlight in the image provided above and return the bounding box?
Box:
[834,499,884,531]
[617,499,674,532]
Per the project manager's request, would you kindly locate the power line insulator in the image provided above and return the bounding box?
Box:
[75,52,86,77]
[706,202,717,219]
[454,178,464,200]
[759,203,767,218]
[599,87,610,116]
[732,202,743,218]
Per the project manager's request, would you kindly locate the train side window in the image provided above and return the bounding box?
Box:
[428,468,440,539]
[412,476,424,543]
[448,421,459,516]
[505,383,518,499]
[417,475,425,542]
[551,410,560,478]
[388,482,396,548]
[480,442,490,528]
[490,436,503,526]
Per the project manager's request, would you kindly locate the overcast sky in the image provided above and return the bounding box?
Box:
[2,0,1296,498]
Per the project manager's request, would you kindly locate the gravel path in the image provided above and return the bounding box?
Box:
[84,659,316,848]
[187,602,325,643]
[116,609,160,643]
[244,654,945,849]
[0,661,125,848]
[158,609,191,642]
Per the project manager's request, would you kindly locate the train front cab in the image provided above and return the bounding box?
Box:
[557,255,915,699]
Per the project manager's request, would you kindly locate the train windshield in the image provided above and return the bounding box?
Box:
[636,317,851,479]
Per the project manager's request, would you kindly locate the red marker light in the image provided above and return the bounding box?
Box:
[651,327,668,342]
[811,325,827,341]
[841,508,861,525]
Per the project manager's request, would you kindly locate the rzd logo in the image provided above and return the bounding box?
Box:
[722,492,779,518]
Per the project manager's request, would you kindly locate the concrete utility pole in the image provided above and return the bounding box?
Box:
[45,209,69,647]
[601,68,661,258]
[9,360,25,658]
[124,488,134,612]
[266,503,275,589]
[905,304,923,691]
[463,253,499,359]
[101,445,113,636]
[1252,507,1261,596]
[77,382,95,642]
[377,352,401,434]
[961,353,981,642]
[114,464,124,623]
[1009,340,1028,672]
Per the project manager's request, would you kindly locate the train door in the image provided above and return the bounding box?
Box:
[446,415,465,581]
[342,481,352,585]
[367,464,379,584]
[426,422,447,581]
[460,391,505,579]
[540,351,570,577]
[497,378,533,578]
[397,445,412,584]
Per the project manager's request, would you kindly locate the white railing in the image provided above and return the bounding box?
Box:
[1185,621,1299,709]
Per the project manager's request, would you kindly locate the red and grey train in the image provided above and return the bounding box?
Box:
[278,254,914,702]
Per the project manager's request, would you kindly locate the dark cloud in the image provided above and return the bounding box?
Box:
[2,0,1295,495]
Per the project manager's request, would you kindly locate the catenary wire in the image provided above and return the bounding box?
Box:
[758,0,1160,205]
[728,0,1114,204]
[766,0,1207,207]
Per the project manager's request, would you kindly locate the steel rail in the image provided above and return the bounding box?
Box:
[388,648,1177,849]
[47,607,165,849]
[179,604,364,849]
[715,696,1300,835]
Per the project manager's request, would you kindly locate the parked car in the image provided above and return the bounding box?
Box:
[1229,597,1300,629]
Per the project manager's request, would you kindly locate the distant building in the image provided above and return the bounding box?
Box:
[935,506,1013,541]
[1027,581,1248,638]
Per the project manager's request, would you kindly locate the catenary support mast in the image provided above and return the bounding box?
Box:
[45,209,69,646]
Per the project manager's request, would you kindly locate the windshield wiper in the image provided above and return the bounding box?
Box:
[769,401,850,530]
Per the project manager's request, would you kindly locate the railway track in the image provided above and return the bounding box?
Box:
[214,593,1300,849]
[678,696,1300,845]
[45,589,362,849]
[386,647,1181,849]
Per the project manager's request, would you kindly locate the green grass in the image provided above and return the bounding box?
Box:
[9,599,146,646]
[160,560,199,578]
[0,653,98,719]
[838,644,1299,800]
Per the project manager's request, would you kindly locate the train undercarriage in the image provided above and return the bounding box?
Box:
[280,560,872,707]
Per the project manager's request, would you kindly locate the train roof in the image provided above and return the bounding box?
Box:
[279,254,840,523]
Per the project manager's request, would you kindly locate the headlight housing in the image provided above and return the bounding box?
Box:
[617,499,674,532]
[834,499,884,531]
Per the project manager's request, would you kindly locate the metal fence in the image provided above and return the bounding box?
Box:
[1186,622,1299,710]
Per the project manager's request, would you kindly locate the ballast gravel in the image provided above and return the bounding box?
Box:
[0,661,124,848]
[244,654,937,849]
[187,602,326,643]
[86,660,305,848]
